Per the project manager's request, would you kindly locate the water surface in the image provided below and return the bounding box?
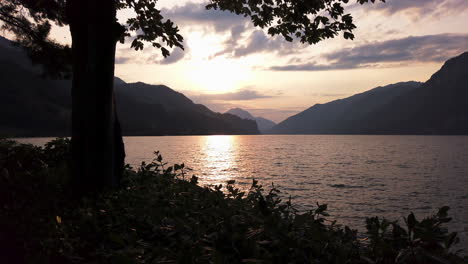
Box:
[22,135,468,247]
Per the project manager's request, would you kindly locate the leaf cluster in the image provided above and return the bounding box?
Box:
[207,0,386,44]
[0,0,71,78]
[363,207,464,264]
[117,0,184,58]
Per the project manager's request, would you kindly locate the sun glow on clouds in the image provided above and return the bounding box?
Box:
[185,32,254,93]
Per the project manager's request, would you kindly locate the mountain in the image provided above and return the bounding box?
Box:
[269,82,421,134]
[362,52,468,134]
[114,83,259,135]
[269,51,468,135]
[226,108,276,133]
[0,37,259,136]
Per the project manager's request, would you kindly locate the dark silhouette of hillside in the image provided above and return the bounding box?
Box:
[0,37,259,137]
[269,52,468,135]
[269,82,421,134]
[362,52,468,134]
[114,82,259,135]
[226,108,276,133]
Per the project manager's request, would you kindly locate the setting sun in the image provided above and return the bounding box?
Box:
[187,57,251,93]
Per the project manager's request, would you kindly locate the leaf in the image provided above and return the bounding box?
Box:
[111,255,134,264]
[108,233,126,247]
[407,212,416,230]
[161,47,170,58]
[344,32,354,40]
[242,259,264,263]
[437,206,450,218]
[445,232,458,248]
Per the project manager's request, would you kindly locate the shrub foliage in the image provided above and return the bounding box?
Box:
[0,138,466,263]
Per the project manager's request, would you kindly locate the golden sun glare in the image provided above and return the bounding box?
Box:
[185,32,252,93]
[187,58,251,93]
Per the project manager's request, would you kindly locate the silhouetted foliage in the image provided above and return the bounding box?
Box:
[208,0,385,43]
[1,139,466,263]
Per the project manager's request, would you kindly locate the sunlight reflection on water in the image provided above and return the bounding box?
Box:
[201,135,237,186]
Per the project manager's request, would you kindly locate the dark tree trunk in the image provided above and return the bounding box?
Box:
[66,0,125,194]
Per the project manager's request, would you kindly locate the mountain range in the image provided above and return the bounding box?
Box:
[225,108,276,133]
[1,34,467,136]
[0,36,259,136]
[268,52,468,135]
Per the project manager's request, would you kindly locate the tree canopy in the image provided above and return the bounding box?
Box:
[1,0,384,73]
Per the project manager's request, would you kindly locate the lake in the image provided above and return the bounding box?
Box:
[21,135,468,248]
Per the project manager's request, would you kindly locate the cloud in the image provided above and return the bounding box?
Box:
[115,56,131,64]
[309,93,351,97]
[153,46,188,65]
[362,0,468,17]
[116,41,189,65]
[191,88,274,101]
[163,2,306,59]
[213,30,304,58]
[162,2,248,33]
[270,34,468,71]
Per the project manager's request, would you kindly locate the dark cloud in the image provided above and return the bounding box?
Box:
[213,30,303,58]
[162,2,248,33]
[192,88,274,101]
[270,34,468,71]
[154,47,187,65]
[362,0,468,17]
[115,56,131,64]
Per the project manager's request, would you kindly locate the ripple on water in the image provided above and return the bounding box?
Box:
[329,184,365,189]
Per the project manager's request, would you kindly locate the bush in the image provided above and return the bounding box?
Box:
[0,139,466,263]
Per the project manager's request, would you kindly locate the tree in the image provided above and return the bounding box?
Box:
[0,0,383,194]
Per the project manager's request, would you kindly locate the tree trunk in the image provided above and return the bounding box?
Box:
[66,0,125,194]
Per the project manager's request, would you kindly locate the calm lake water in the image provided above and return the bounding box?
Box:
[21,135,468,248]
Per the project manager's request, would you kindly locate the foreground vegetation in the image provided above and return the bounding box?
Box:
[1,138,466,263]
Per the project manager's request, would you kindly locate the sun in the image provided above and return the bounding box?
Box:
[188,58,251,93]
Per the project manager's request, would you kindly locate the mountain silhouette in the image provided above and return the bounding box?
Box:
[0,36,259,136]
[114,82,259,135]
[269,51,468,135]
[226,108,276,133]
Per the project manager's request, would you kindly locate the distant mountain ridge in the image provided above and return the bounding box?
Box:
[226,108,276,133]
[114,82,259,135]
[0,36,259,136]
[269,51,468,135]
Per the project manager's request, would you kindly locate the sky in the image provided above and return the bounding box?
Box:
[44,0,468,122]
